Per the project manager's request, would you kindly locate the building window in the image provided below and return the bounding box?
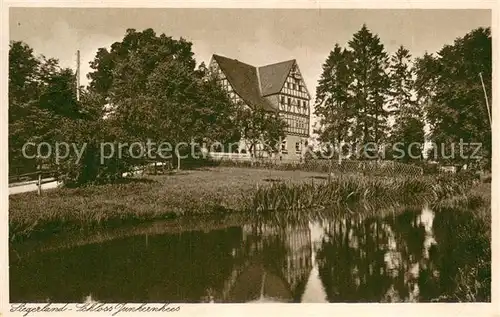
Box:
[287,83,291,89]
[296,142,301,153]
[281,96,285,104]
[281,140,288,153]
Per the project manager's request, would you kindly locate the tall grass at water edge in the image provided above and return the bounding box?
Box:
[9,170,480,242]
[248,173,476,213]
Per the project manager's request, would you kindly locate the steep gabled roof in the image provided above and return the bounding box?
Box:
[212,54,277,112]
[258,60,296,96]
[225,263,293,303]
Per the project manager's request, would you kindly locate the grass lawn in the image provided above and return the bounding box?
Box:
[9,166,491,302]
[9,166,488,242]
[9,167,328,240]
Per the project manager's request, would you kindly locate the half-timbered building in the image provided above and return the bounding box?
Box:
[208,54,311,160]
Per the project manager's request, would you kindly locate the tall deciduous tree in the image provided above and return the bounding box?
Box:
[88,28,240,170]
[9,41,41,173]
[236,106,287,158]
[9,41,80,174]
[417,27,491,167]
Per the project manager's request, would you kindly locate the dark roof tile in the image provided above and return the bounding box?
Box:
[212,54,277,112]
[258,60,295,96]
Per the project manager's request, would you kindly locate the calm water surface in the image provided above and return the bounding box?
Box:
[10,207,488,303]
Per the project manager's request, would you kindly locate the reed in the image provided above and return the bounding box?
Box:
[429,203,491,302]
[247,174,472,213]
[9,167,481,242]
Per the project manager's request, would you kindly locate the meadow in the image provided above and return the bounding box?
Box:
[9,166,488,242]
[9,166,491,302]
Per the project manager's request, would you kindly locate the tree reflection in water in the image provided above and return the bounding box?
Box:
[10,206,490,303]
[315,206,489,302]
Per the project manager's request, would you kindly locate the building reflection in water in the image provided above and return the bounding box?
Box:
[219,206,444,303]
[11,205,488,303]
[219,221,313,302]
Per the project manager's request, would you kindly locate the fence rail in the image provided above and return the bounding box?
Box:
[210,157,424,177]
[328,160,423,177]
[7,157,424,196]
[9,169,59,195]
[9,169,58,183]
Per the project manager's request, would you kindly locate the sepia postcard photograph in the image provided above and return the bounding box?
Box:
[1,2,498,317]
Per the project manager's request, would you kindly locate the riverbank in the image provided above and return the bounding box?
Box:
[9,167,487,242]
[9,167,326,241]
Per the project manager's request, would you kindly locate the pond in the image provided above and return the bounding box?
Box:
[9,206,490,303]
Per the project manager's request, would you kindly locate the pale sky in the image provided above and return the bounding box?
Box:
[10,8,491,105]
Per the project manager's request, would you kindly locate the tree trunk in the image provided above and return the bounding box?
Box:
[175,147,181,171]
[249,143,256,166]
